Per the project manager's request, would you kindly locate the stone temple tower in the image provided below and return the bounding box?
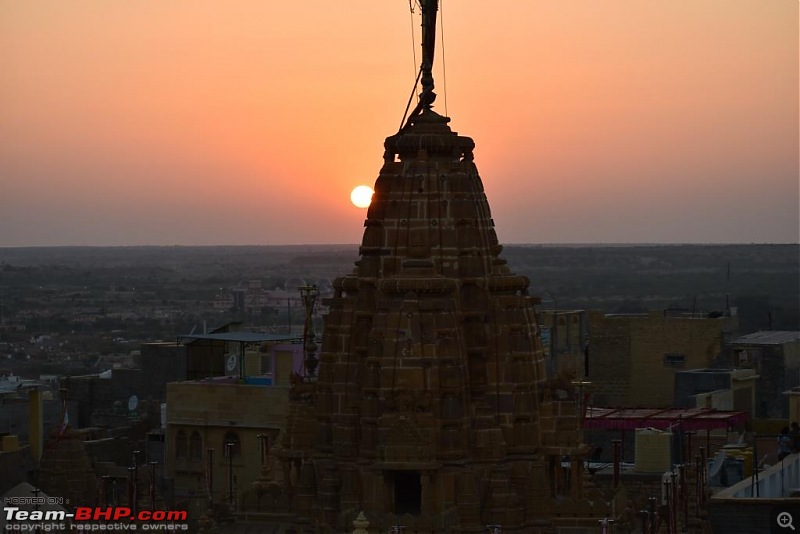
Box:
[271,2,609,532]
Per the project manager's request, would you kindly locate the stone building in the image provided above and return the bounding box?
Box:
[164,333,303,519]
[538,309,589,378]
[65,341,185,428]
[166,379,291,519]
[673,368,757,413]
[587,310,738,407]
[728,330,800,419]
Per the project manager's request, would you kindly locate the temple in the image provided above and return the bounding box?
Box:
[265,1,610,531]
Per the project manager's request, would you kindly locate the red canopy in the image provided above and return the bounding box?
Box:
[583,407,748,431]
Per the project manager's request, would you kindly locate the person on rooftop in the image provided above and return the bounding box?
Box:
[778,426,792,461]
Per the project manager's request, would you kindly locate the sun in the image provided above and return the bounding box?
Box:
[350,185,374,209]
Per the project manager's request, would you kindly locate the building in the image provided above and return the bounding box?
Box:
[538,309,588,378]
[728,331,800,419]
[588,310,738,407]
[165,332,303,519]
[674,368,758,414]
[0,380,47,496]
[213,283,330,321]
[65,341,185,428]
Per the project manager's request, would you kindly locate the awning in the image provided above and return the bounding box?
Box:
[584,407,748,431]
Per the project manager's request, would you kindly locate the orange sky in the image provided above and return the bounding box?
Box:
[1,0,797,246]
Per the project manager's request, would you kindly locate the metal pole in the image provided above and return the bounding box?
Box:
[694,454,702,518]
[206,447,214,508]
[639,509,650,534]
[699,447,707,508]
[612,439,622,488]
[664,479,673,534]
[149,461,157,512]
[753,433,759,497]
[132,450,140,516]
[671,469,679,534]
[681,464,688,531]
[128,467,136,509]
[227,441,235,506]
[648,497,657,534]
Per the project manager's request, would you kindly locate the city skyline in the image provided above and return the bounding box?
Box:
[1,0,798,246]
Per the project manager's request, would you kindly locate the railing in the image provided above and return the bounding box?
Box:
[714,453,800,499]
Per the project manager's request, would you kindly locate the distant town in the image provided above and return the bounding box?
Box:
[1,243,798,533]
[0,244,795,380]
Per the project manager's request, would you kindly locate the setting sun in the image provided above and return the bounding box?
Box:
[350,185,374,209]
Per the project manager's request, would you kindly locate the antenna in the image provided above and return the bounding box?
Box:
[725,261,731,316]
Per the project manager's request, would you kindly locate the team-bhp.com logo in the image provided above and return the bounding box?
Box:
[73,508,187,523]
[4,506,188,531]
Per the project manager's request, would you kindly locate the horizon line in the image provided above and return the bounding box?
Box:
[1,242,799,250]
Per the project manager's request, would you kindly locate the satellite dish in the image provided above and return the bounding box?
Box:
[226,354,238,372]
[128,395,139,412]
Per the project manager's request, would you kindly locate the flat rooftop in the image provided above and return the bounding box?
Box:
[731,331,800,346]
[178,332,301,344]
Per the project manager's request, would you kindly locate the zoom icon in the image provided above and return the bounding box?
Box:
[773,507,800,533]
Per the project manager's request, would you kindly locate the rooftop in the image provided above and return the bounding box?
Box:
[731,331,800,346]
[178,332,301,344]
[585,407,748,431]
[0,376,44,396]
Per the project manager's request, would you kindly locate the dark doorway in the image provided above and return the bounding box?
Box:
[394,471,422,515]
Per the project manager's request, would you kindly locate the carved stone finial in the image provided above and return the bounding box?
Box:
[419,0,439,109]
[402,0,439,130]
[352,511,370,534]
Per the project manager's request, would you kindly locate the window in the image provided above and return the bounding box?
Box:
[737,350,749,366]
[663,353,686,368]
[189,431,202,461]
[175,430,187,459]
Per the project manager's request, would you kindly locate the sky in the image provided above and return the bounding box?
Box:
[1,0,797,246]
